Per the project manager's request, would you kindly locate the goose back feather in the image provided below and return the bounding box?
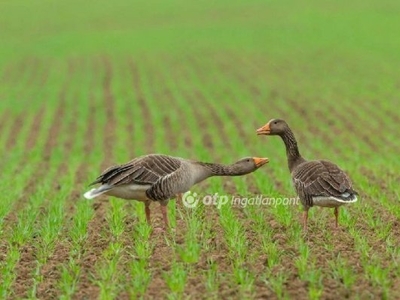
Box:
[292,160,358,208]
[90,154,182,186]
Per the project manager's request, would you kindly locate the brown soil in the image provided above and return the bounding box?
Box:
[212,55,399,299]
[6,70,68,218]
[72,200,108,300]
[7,59,29,85]
[355,97,398,143]
[5,113,25,151]
[221,86,377,298]
[130,60,154,152]
[36,86,88,299]
[10,59,76,299]
[73,56,121,299]
[26,58,39,86]
[1,62,15,84]
[0,105,51,283]
[4,55,399,300]
[25,106,46,150]
[187,57,232,151]
[146,60,180,152]
[0,109,11,135]
[118,63,137,158]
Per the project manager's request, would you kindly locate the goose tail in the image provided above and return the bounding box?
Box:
[83,185,112,199]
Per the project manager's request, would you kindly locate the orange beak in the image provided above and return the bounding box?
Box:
[253,157,269,167]
[256,122,271,135]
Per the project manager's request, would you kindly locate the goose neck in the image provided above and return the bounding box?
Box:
[199,162,237,176]
[280,128,304,171]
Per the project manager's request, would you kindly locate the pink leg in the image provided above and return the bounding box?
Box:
[160,204,169,230]
[176,193,183,202]
[334,207,339,229]
[145,202,151,225]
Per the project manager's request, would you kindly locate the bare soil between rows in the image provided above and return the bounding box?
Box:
[4,56,400,300]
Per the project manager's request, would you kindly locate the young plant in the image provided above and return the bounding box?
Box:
[264,271,289,299]
[163,262,187,298]
[329,256,356,290]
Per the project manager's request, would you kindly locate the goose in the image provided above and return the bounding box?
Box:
[256,119,358,230]
[84,154,269,230]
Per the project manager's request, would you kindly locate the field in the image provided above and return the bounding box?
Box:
[0,0,399,299]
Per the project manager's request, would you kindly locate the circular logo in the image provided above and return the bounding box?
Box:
[182,192,199,208]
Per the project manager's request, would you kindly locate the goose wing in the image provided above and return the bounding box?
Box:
[90,154,182,186]
[292,160,357,207]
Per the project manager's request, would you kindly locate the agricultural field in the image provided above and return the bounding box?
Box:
[0,0,399,299]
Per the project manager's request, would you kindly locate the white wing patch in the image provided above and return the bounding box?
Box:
[312,195,358,207]
[83,184,111,199]
[83,184,151,201]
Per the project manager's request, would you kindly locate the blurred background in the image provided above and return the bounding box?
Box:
[1,0,398,162]
[2,1,399,64]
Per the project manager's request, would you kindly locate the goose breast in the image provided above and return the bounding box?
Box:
[145,162,198,201]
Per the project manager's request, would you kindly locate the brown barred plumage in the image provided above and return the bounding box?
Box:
[84,154,268,230]
[257,119,358,230]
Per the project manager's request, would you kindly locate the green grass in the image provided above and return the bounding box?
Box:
[0,0,399,298]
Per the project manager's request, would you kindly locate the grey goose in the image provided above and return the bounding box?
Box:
[84,154,269,230]
[256,119,358,230]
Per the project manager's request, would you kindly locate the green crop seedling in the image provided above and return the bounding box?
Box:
[0,0,399,298]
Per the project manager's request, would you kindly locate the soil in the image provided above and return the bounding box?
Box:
[10,59,75,299]
[130,60,154,152]
[5,113,25,151]
[0,109,11,137]
[2,55,399,300]
[25,106,46,150]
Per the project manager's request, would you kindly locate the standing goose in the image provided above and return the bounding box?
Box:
[84,154,269,230]
[256,119,358,230]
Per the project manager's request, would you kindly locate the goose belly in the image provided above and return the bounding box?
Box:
[105,184,151,201]
[312,196,352,207]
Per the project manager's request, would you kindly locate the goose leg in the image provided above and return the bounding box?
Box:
[334,207,339,228]
[176,193,183,202]
[160,204,169,230]
[144,202,151,225]
[302,209,309,231]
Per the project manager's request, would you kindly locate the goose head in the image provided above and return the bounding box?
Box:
[231,157,269,174]
[256,118,289,136]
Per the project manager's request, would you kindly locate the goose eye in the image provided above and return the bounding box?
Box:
[274,121,278,125]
